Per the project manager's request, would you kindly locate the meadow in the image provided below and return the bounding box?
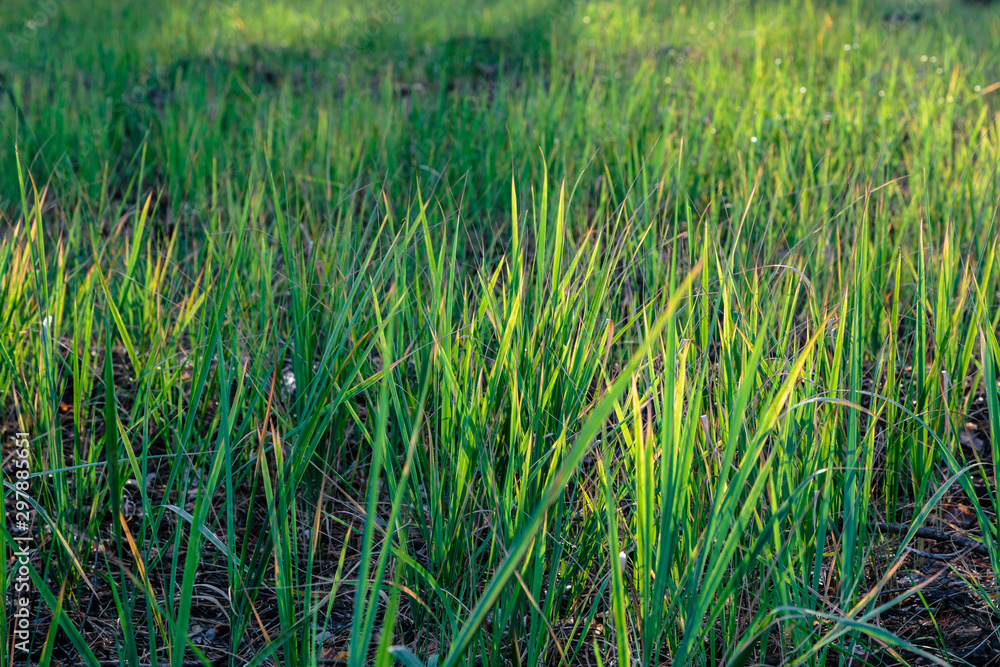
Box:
[1,0,1000,664]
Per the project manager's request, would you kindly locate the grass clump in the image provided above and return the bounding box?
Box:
[2,0,1000,665]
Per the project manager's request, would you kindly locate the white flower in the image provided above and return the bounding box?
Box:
[282,368,297,394]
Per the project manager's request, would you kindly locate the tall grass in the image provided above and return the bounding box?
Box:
[1,0,1000,665]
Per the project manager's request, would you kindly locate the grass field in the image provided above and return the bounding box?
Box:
[2,0,1000,664]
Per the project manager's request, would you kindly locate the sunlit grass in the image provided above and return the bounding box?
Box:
[1,0,1000,665]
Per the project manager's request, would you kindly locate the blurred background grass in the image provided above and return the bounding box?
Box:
[1,0,997,239]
